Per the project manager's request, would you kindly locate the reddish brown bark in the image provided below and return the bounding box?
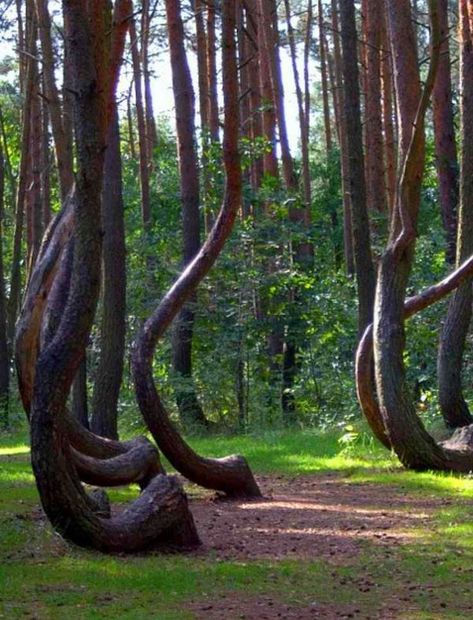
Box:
[28,0,199,552]
[129,12,151,228]
[364,0,386,213]
[132,0,261,498]
[207,0,220,142]
[35,0,74,199]
[339,0,375,334]
[165,0,207,428]
[332,0,354,275]
[380,1,397,215]
[432,0,458,264]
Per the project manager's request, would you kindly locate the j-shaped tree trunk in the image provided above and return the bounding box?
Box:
[437,0,473,430]
[132,0,261,498]
[165,0,208,429]
[28,0,199,552]
[370,0,473,472]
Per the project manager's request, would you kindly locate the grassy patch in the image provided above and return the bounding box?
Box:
[1,428,473,618]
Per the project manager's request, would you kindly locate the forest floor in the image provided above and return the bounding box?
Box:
[1,430,473,619]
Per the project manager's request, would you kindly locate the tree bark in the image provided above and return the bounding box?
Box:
[432,0,458,265]
[90,108,127,439]
[0,146,9,426]
[27,0,200,552]
[129,12,151,228]
[35,0,74,200]
[165,0,208,429]
[332,0,354,275]
[364,0,386,213]
[132,0,261,498]
[437,0,473,429]
[339,0,376,335]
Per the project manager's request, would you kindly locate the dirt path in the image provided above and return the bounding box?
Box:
[185,473,458,619]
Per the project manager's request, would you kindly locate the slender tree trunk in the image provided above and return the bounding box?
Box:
[165,0,208,428]
[284,0,311,210]
[26,46,43,276]
[0,147,9,427]
[318,0,332,153]
[90,108,127,439]
[141,0,158,161]
[130,13,151,228]
[432,0,458,265]
[380,0,397,216]
[207,0,219,143]
[35,0,74,199]
[332,0,354,275]
[437,0,473,429]
[339,0,376,335]
[40,89,51,227]
[8,3,36,343]
[364,0,386,213]
[133,0,260,497]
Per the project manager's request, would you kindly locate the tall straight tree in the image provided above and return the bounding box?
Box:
[331,0,354,274]
[129,11,151,228]
[0,146,8,426]
[432,0,458,264]
[339,0,375,335]
[363,0,386,214]
[165,0,208,428]
[90,108,127,439]
[437,0,473,430]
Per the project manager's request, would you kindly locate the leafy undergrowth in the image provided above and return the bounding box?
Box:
[1,429,473,618]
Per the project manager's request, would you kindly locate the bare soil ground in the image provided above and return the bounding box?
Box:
[185,473,458,619]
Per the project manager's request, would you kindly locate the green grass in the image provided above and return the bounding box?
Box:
[1,428,473,618]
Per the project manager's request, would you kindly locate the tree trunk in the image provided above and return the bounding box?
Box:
[332,0,354,275]
[432,0,458,265]
[207,0,220,143]
[284,0,311,211]
[364,0,386,213]
[339,0,376,335]
[129,13,151,228]
[0,146,9,427]
[165,0,208,429]
[380,0,397,216]
[8,1,36,344]
[141,0,158,161]
[35,0,74,200]
[437,0,473,429]
[90,109,126,440]
[369,0,473,471]
[132,0,261,498]
[29,0,200,552]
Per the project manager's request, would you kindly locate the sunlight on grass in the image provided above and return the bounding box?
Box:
[0,445,30,456]
[2,428,473,618]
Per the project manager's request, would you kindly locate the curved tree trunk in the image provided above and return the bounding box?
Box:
[26,0,200,552]
[369,0,473,472]
[357,253,473,451]
[132,0,261,498]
